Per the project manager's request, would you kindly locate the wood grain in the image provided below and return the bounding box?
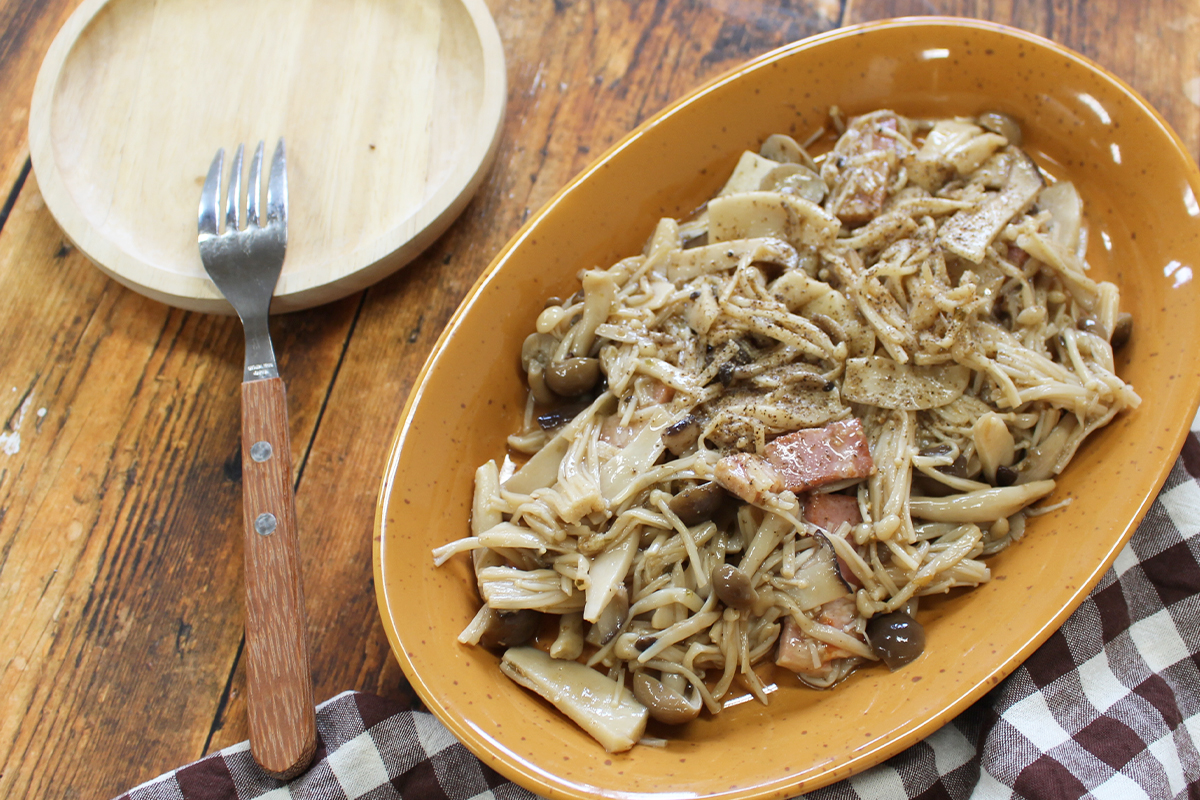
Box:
[0,0,78,207]
[0,1,1196,799]
[240,377,316,779]
[0,170,358,798]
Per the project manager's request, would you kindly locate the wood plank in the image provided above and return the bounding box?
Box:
[0,170,359,799]
[0,0,82,207]
[0,175,239,798]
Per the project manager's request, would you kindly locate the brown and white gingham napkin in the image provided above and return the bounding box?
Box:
[116,411,1200,800]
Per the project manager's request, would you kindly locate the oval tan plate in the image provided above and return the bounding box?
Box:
[376,18,1200,800]
[29,0,506,314]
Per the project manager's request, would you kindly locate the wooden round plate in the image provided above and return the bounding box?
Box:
[29,0,506,314]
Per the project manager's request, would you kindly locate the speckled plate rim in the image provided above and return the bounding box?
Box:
[375,16,1200,800]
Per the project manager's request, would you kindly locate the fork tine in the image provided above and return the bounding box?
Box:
[246,141,265,227]
[267,138,287,227]
[198,148,224,236]
[225,143,245,232]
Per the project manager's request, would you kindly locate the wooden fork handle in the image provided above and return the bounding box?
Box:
[241,377,317,779]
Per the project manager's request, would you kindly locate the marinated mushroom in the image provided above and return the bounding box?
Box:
[479,608,542,650]
[760,163,827,204]
[1110,312,1133,349]
[521,332,560,404]
[707,191,840,247]
[866,611,926,670]
[544,357,601,397]
[632,671,702,725]
[908,480,1055,522]
[842,355,971,410]
[1038,181,1083,251]
[977,111,1023,146]
[433,107,1141,751]
[778,532,853,610]
[668,481,728,526]
[995,465,1018,486]
[1076,316,1108,340]
[661,414,701,455]
[939,455,972,479]
[759,132,808,165]
[550,611,584,660]
[711,563,758,611]
[611,631,648,661]
[585,584,629,646]
[973,412,1016,484]
[939,148,1043,264]
[501,647,648,752]
[538,402,589,431]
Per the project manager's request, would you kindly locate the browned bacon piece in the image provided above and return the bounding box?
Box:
[803,492,864,588]
[775,597,860,675]
[802,492,862,533]
[828,116,908,226]
[1006,243,1030,268]
[713,452,784,505]
[764,418,875,493]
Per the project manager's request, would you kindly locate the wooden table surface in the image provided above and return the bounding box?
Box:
[0,1,1196,798]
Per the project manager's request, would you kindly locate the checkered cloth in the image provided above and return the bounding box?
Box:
[117,413,1200,800]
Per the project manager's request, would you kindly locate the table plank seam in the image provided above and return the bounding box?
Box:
[290,291,369,492]
[0,157,30,236]
[201,633,245,758]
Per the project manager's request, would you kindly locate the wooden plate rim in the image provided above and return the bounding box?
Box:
[28,0,507,314]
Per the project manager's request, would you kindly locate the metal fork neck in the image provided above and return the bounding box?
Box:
[241,313,280,382]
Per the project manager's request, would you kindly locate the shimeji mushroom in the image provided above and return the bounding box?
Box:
[500,647,648,752]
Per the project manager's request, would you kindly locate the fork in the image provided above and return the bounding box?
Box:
[198,140,317,779]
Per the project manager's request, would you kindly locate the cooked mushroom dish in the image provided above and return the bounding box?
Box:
[433,108,1139,752]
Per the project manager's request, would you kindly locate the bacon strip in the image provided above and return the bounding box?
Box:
[775,597,861,675]
[802,492,862,533]
[803,492,864,589]
[828,116,907,226]
[713,452,784,505]
[764,418,876,493]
